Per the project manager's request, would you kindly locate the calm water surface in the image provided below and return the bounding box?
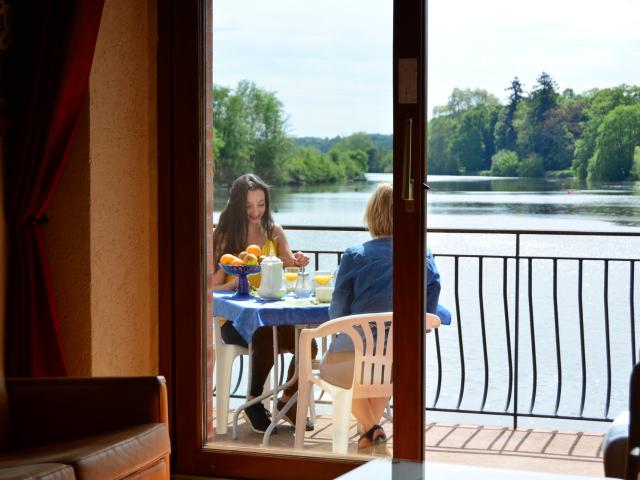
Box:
[215,173,640,231]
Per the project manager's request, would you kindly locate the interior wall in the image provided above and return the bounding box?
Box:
[45,0,158,376]
[88,0,158,376]
[44,102,92,377]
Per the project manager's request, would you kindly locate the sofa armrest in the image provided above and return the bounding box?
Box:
[6,376,168,450]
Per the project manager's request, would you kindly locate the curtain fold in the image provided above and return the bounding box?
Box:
[4,0,104,377]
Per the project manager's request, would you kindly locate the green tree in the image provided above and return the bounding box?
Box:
[450,108,486,173]
[588,104,640,181]
[490,150,520,176]
[213,84,254,182]
[529,72,559,124]
[213,81,291,183]
[245,84,291,182]
[518,154,545,177]
[495,77,524,152]
[427,115,457,174]
[282,146,343,184]
[631,146,640,180]
[432,88,500,118]
[573,85,640,179]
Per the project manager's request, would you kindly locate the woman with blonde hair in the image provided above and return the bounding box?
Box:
[319,183,449,448]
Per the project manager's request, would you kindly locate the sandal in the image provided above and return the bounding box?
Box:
[357,424,387,449]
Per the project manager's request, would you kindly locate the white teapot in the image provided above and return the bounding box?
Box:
[257,255,284,299]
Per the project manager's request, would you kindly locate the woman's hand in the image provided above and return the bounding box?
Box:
[293,251,309,267]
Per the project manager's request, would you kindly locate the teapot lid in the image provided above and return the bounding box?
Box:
[261,255,282,265]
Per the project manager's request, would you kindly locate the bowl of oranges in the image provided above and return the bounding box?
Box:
[219,244,263,299]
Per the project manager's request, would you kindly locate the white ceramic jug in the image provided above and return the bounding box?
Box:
[257,255,284,299]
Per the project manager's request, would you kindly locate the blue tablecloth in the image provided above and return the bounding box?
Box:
[214,291,330,344]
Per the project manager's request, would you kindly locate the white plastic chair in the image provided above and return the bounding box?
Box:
[213,317,250,435]
[213,319,304,435]
[294,312,441,453]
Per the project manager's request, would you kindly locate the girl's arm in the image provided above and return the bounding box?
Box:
[272,224,309,268]
[212,267,239,290]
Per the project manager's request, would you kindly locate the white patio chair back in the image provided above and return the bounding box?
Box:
[294,312,392,453]
[294,311,441,453]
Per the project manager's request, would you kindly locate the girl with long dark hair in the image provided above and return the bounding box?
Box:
[213,174,317,433]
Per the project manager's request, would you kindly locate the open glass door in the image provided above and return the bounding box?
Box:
[162,0,430,476]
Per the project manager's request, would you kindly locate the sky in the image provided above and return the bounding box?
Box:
[212,0,640,138]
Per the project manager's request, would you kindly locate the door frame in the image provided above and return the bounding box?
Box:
[392,0,428,462]
[158,0,428,476]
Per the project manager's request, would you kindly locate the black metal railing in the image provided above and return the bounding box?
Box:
[216,226,640,428]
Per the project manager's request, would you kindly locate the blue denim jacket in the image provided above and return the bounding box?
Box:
[329,236,451,352]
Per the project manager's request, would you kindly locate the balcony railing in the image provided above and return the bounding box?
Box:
[216,226,640,428]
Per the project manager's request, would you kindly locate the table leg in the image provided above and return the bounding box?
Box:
[232,325,311,444]
[263,325,304,446]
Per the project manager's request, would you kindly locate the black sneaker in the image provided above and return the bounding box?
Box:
[277,399,314,431]
[243,403,272,434]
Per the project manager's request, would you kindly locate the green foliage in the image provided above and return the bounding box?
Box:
[631,146,640,180]
[427,116,458,174]
[214,77,640,185]
[490,150,520,176]
[518,154,545,178]
[495,77,524,152]
[429,75,640,181]
[588,104,640,181]
[450,108,487,173]
[214,82,380,185]
[573,85,640,179]
[433,88,500,117]
[281,147,344,184]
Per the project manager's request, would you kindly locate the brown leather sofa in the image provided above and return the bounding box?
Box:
[0,376,171,480]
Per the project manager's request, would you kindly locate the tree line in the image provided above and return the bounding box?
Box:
[213,76,640,185]
[428,73,640,181]
[213,81,391,185]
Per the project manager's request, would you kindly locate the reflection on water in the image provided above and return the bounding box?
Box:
[214,174,640,231]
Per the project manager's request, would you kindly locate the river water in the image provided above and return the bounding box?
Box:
[214,174,640,429]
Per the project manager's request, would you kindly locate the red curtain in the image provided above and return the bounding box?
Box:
[4,1,104,376]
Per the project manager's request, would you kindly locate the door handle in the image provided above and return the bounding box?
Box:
[402,117,414,212]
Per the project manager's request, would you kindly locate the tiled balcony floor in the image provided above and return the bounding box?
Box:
[210,410,605,477]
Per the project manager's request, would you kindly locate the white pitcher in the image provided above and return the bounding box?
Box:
[257,255,284,299]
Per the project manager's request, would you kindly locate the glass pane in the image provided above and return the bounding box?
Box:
[425,0,640,474]
[208,0,396,458]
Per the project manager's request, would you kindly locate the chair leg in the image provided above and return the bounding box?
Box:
[215,350,236,435]
[309,388,317,423]
[332,389,353,454]
[294,381,312,449]
[382,399,393,422]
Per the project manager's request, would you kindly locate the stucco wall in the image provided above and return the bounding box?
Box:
[89,0,158,375]
[45,0,158,376]
[45,102,92,376]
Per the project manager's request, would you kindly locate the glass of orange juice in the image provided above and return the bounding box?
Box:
[283,267,300,297]
[313,271,333,287]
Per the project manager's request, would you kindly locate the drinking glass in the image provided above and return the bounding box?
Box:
[313,271,333,288]
[283,267,299,297]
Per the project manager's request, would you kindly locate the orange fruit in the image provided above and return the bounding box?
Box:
[220,254,236,265]
[245,244,262,257]
[243,253,259,266]
[231,258,244,266]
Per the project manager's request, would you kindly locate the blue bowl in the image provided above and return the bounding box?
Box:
[219,264,261,276]
[219,263,261,299]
